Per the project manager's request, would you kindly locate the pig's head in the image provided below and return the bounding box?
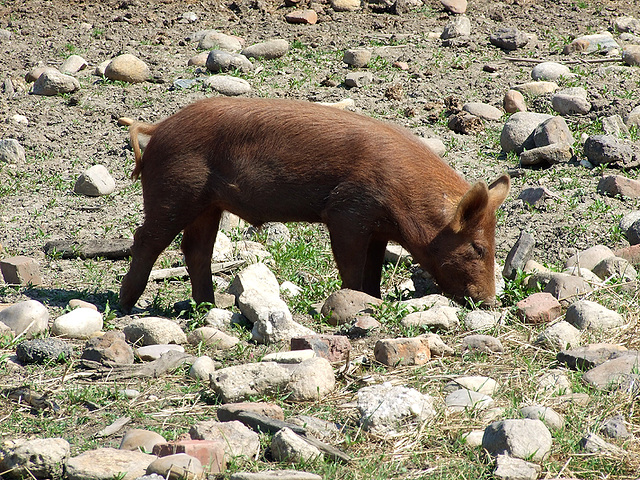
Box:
[428,174,510,306]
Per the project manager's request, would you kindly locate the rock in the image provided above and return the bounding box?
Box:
[123,317,187,346]
[562,33,620,55]
[136,344,185,361]
[330,0,361,11]
[582,351,640,392]
[262,350,316,363]
[531,62,574,81]
[580,432,626,456]
[357,382,436,435]
[493,454,541,480]
[0,138,26,163]
[0,438,70,480]
[565,245,615,270]
[120,429,167,452]
[290,334,351,362]
[105,54,151,83]
[152,440,225,474]
[543,273,593,305]
[460,430,485,447]
[271,427,323,463]
[520,405,565,431]
[217,402,285,422]
[519,143,573,166]
[198,31,242,51]
[16,338,74,364]
[536,321,581,350]
[342,48,371,68]
[482,419,552,462]
[601,415,630,439]
[447,111,484,135]
[66,447,155,480]
[557,343,629,370]
[537,369,572,395]
[61,54,87,74]
[614,16,640,34]
[74,165,116,196]
[419,137,446,157]
[231,472,322,480]
[51,307,103,339]
[321,289,382,326]
[490,27,529,50]
[445,388,494,412]
[602,114,629,138]
[146,453,204,480]
[202,75,251,96]
[512,81,559,96]
[622,45,640,66]
[517,186,557,208]
[206,50,253,73]
[43,238,133,260]
[81,330,135,365]
[287,415,341,441]
[32,70,80,95]
[188,52,209,66]
[242,40,289,59]
[585,135,636,167]
[599,175,640,200]
[462,334,504,353]
[280,281,302,297]
[285,9,318,24]
[503,90,526,113]
[422,333,454,357]
[210,358,335,403]
[444,376,497,395]
[592,256,637,284]
[462,102,502,121]
[344,71,373,88]
[401,305,460,331]
[25,66,59,82]
[374,337,431,366]
[565,299,625,330]
[516,292,562,324]
[551,93,591,116]
[440,0,467,14]
[503,230,535,280]
[533,116,573,147]
[500,112,553,153]
[188,327,239,349]
[229,262,280,299]
[441,15,471,40]
[0,256,42,285]
[190,419,260,459]
[463,310,499,331]
[203,309,237,331]
[0,300,49,338]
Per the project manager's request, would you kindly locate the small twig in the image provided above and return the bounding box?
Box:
[504,56,622,65]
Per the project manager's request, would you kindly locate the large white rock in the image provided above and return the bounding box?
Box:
[51,307,103,339]
[74,165,116,197]
[0,300,49,337]
[123,317,187,346]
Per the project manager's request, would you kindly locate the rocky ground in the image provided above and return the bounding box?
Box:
[1,0,640,479]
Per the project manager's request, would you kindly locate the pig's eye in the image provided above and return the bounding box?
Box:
[471,242,486,258]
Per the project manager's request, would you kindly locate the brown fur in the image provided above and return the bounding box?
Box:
[118,97,510,312]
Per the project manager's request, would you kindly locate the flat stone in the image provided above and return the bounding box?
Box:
[123,317,187,346]
[242,39,289,59]
[579,433,626,456]
[120,429,166,452]
[536,321,581,350]
[271,427,323,463]
[285,9,318,24]
[217,402,285,422]
[520,405,565,430]
[462,102,503,121]
[146,453,204,480]
[445,388,494,412]
[400,305,460,331]
[189,419,260,460]
[343,48,371,68]
[82,330,135,365]
[374,337,431,366]
[482,419,552,462]
[43,238,133,259]
[344,71,373,88]
[463,310,499,331]
[543,273,593,305]
[490,27,529,50]
[152,440,225,473]
[512,81,559,96]
[0,138,26,163]
[32,70,80,95]
[230,471,322,480]
[516,292,562,324]
[557,343,629,370]
[551,94,591,115]
[444,376,498,395]
[16,338,73,364]
[137,344,185,361]
[202,75,251,96]
[262,349,316,363]
[562,33,619,54]
[51,308,103,339]
[0,438,70,480]
[66,447,155,480]
[582,351,640,392]
[565,299,625,330]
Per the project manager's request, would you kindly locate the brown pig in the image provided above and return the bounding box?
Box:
[118,97,510,312]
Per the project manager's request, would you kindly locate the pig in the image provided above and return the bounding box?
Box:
[118,97,510,312]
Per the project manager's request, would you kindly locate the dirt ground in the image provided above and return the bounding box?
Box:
[1,0,640,307]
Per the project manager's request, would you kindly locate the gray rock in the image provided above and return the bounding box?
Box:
[202,75,251,96]
[146,454,203,479]
[0,138,26,163]
[74,165,116,196]
[494,454,541,480]
[401,305,460,331]
[190,419,260,459]
[188,327,239,349]
[136,344,185,361]
[531,62,574,81]
[557,343,629,370]
[520,405,565,430]
[592,256,637,284]
[537,369,572,395]
[66,447,155,480]
[503,89,526,113]
[543,273,593,305]
[0,300,49,338]
[206,50,253,73]
[345,71,373,88]
[82,330,135,365]
[229,262,280,299]
[533,116,573,147]
[517,186,557,208]
[565,245,615,270]
[565,299,625,330]
[582,351,640,392]
[445,388,494,412]
[462,102,503,121]
[61,54,88,74]
[500,112,553,154]
[614,16,640,34]
[321,289,382,326]
[271,427,323,463]
[584,134,636,166]
[16,338,74,364]
[482,419,552,462]
[598,175,640,199]
[32,70,80,95]
[51,307,103,339]
[600,415,630,439]
[119,429,166,452]
[342,48,371,67]
[490,27,529,50]
[189,355,216,381]
[398,294,450,310]
[357,382,436,435]
[464,310,499,331]
[520,143,573,166]
[0,438,70,480]
[287,415,341,441]
[503,230,535,280]
[444,376,498,395]
[563,33,620,54]
[579,432,626,456]
[441,15,471,40]
[123,317,187,346]
[602,114,629,138]
[262,349,316,363]
[536,321,581,350]
[105,54,151,83]
[462,334,504,353]
[198,31,242,51]
[242,39,289,59]
[551,93,591,115]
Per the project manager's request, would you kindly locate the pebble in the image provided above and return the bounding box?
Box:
[198,31,242,51]
[104,54,151,83]
[202,75,251,96]
[81,330,135,365]
[441,15,471,40]
[136,344,185,361]
[512,81,558,96]
[61,54,88,74]
[344,71,373,88]
[536,321,581,350]
[489,27,529,50]
[188,52,209,67]
[420,137,446,157]
[565,299,624,330]
[0,300,49,338]
[543,274,593,306]
[74,165,116,197]
[503,230,535,280]
[271,427,323,463]
[120,429,166,452]
[601,415,630,439]
[0,138,26,163]
[285,9,318,24]
[206,50,253,73]
[500,111,553,153]
[0,438,70,480]
[445,388,494,412]
[357,382,436,435]
[482,419,552,462]
[242,39,289,59]
[51,307,103,339]
[32,70,80,95]
[531,62,574,81]
[400,305,460,331]
[503,90,526,113]
[16,338,74,364]
[66,447,155,480]
[580,432,626,456]
[123,317,187,346]
[462,102,502,121]
[343,48,371,68]
[188,327,239,349]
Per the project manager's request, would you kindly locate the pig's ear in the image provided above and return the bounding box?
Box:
[487,174,510,211]
[451,181,490,233]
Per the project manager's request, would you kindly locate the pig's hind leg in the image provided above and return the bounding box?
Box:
[362,238,387,298]
[181,206,222,306]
